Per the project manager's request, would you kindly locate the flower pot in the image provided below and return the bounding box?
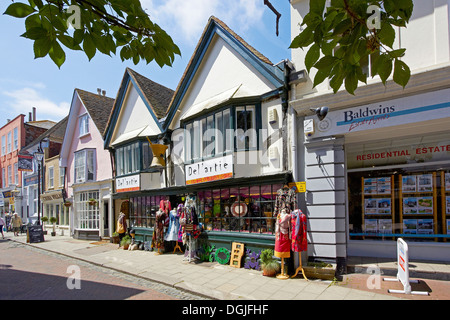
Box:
[303,265,336,280]
[262,269,277,277]
[111,236,120,244]
[51,232,56,236]
[123,244,130,250]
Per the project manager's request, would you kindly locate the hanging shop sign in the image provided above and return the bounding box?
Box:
[18,155,33,172]
[116,174,140,193]
[185,155,233,185]
[305,88,450,138]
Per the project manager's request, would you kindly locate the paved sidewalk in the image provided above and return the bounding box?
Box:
[6,233,450,300]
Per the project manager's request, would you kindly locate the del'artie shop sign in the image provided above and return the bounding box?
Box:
[116,174,140,193]
[185,155,233,185]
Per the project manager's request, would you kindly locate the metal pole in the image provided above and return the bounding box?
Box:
[37,161,41,225]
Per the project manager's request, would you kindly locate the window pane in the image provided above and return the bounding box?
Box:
[185,123,192,162]
[223,109,232,152]
[193,121,200,159]
[215,111,223,154]
[87,150,95,181]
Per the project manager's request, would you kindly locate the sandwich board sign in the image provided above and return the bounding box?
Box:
[383,238,428,295]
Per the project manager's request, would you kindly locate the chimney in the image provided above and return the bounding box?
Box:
[102,90,106,96]
[97,88,102,95]
[32,107,36,121]
[29,112,32,122]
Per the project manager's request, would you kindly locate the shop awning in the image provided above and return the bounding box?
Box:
[180,84,245,121]
[110,126,147,146]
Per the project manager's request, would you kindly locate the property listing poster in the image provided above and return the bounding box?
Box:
[445,173,450,191]
[363,177,391,195]
[403,219,434,234]
[364,198,391,215]
[446,196,450,215]
[403,196,433,215]
[402,174,433,193]
[364,219,393,234]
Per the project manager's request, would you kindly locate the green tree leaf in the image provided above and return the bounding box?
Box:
[49,41,66,68]
[305,44,320,73]
[33,37,52,58]
[393,59,411,88]
[4,2,35,18]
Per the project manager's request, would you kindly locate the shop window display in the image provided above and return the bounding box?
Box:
[348,168,450,242]
[198,184,281,234]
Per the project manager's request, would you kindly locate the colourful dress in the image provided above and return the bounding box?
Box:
[291,209,307,252]
[151,210,166,250]
[164,209,180,242]
[273,187,297,258]
[275,209,291,258]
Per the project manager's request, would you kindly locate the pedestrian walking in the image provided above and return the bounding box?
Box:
[116,212,127,247]
[11,213,22,236]
[0,216,5,239]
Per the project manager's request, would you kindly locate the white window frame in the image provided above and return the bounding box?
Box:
[1,135,5,156]
[79,113,90,137]
[14,163,18,185]
[13,127,19,150]
[74,149,96,183]
[7,165,12,185]
[76,191,99,230]
[7,131,11,153]
[48,166,54,189]
[2,168,5,188]
[59,167,65,187]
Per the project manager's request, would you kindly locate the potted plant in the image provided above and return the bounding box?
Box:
[49,217,57,236]
[260,248,280,277]
[63,201,72,207]
[40,216,48,235]
[88,198,98,206]
[120,235,132,250]
[111,232,120,244]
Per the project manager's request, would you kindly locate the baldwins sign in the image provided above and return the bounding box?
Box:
[185,155,233,185]
[305,88,450,138]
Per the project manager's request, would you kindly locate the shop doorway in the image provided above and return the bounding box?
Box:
[103,201,109,237]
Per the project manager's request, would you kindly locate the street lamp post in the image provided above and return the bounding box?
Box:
[34,149,44,226]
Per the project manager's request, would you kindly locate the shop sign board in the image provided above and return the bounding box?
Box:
[306,88,450,139]
[289,181,306,193]
[185,155,233,185]
[383,238,429,295]
[116,174,140,193]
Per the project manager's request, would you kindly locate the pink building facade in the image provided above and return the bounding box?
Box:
[60,89,114,240]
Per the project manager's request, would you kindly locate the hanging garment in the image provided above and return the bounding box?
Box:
[273,187,297,217]
[160,199,172,214]
[177,204,184,242]
[151,209,166,250]
[274,209,291,258]
[164,209,180,241]
[291,209,307,252]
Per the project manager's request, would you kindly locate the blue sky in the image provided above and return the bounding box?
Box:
[0,1,293,125]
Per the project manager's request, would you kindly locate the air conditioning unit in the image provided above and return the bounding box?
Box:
[268,108,278,124]
[269,146,279,161]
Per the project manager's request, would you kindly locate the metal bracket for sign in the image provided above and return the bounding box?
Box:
[383,238,429,296]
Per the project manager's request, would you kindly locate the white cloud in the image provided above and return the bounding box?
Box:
[142,0,264,46]
[2,87,70,122]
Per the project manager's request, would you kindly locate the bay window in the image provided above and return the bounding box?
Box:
[74,149,95,183]
[115,141,153,177]
[184,104,259,163]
